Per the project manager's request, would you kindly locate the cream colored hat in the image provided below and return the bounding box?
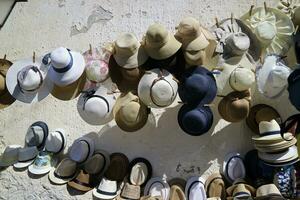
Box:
[143,23,181,60]
[138,68,178,108]
[113,33,148,69]
[256,184,281,197]
[229,66,255,92]
[241,6,294,56]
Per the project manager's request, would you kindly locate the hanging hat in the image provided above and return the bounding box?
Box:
[84,149,110,176]
[143,23,181,60]
[113,32,148,69]
[5,57,53,104]
[67,170,93,192]
[222,152,246,183]
[113,92,149,132]
[13,146,38,169]
[255,184,283,199]
[144,177,170,200]
[256,55,291,99]
[240,6,294,56]
[229,67,255,92]
[48,158,78,185]
[93,177,118,199]
[138,68,178,108]
[246,104,282,134]
[121,183,141,200]
[68,137,94,164]
[205,173,226,199]
[185,176,207,200]
[0,57,15,109]
[129,158,152,186]
[25,121,49,151]
[226,179,256,200]
[105,152,129,182]
[288,68,300,111]
[0,145,22,167]
[45,129,67,154]
[178,104,213,136]
[218,90,251,123]
[179,66,217,106]
[77,87,116,125]
[28,151,56,175]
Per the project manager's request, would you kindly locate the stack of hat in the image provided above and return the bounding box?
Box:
[252,119,299,167]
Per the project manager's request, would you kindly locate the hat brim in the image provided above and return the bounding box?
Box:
[6,58,54,104]
[92,149,111,176]
[48,168,78,185]
[0,159,15,167]
[252,132,293,142]
[92,187,118,199]
[144,177,170,198]
[68,179,92,192]
[185,176,206,200]
[258,146,299,163]
[13,159,35,169]
[28,164,53,175]
[114,46,148,69]
[255,138,297,152]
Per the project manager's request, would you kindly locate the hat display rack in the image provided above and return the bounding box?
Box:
[3,1,300,199]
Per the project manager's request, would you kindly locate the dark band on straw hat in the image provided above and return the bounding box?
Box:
[17,65,43,93]
[81,90,110,113]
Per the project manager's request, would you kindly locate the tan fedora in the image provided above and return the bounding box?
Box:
[67,170,93,192]
[256,184,282,197]
[121,183,141,199]
[205,173,226,199]
[105,153,129,182]
[246,104,282,134]
[143,23,181,60]
[0,57,15,109]
[113,92,149,132]
[226,179,255,200]
[218,90,251,123]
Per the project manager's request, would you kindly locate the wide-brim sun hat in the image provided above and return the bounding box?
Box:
[0,145,22,167]
[222,152,246,183]
[28,151,56,175]
[144,177,170,200]
[6,57,53,104]
[185,176,206,200]
[48,158,78,185]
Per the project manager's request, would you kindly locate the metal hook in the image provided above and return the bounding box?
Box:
[249,5,254,16]
[215,17,220,28]
[89,44,92,55]
[264,2,268,13]
[294,25,299,35]
[33,52,36,63]
[3,54,6,60]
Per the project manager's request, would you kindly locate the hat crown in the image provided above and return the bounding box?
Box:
[98,178,117,192]
[1,145,20,161]
[86,59,108,82]
[120,101,141,123]
[50,47,72,69]
[25,125,45,147]
[69,140,89,162]
[84,96,109,118]
[56,158,77,176]
[33,151,51,167]
[230,67,255,91]
[17,66,42,91]
[18,146,38,161]
[256,184,281,197]
[259,119,280,134]
[233,184,251,198]
[115,33,139,56]
[0,73,5,93]
[84,154,105,174]
[45,130,65,153]
[146,23,169,46]
[269,65,290,88]
[256,21,276,44]
[176,17,200,38]
[225,33,250,56]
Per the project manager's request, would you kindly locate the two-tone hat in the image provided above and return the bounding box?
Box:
[67,170,93,192]
[138,68,178,108]
[288,68,300,111]
[105,153,129,182]
[255,184,284,200]
[129,158,152,186]
[0,145,22,167]
[222,152,246,183]
[185,176,207,200]
[48,158,78,185]
[68,137,94,164]
[0,57,15,109]
[25,121,49,151]
[205,173,226,199]
[144,177,170,200]
[93,177,119,199]
[45,129,66,154]
[226,179,256,200]
[13,146,38,169]
[28,151,56,175]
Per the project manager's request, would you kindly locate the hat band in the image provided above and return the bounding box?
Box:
[72,178,92,188]
[234,192,250,197]
[55,131,65,154]
[96,189,117,196]
[54,170,77,179]
[260,131,280,137]
[187,181,204,197]
[17,66,43,93]
[53,50,73,73]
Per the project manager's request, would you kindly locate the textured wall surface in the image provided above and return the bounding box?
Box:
[0,0,295,199]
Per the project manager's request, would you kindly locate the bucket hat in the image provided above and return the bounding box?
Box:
[77,87,116,125]
[28,151,56,175]
[6,56,53,104]
[222,152,246,183]
[48,158,78,184]
[138,68,178,108]
[255,184,283,199]
[288,68,300,111]
[205,173,226,199]
[143,23,181,60]
[121,183,141,199]
[13,146,38,169]
[144,177,170,200]
[0,57,15,109]
[105,152,129,182]
[25,121,49,151]
[68,137,94,164]
[45,129,66,154]
[93,177,118,199]
[113,92,149,132]
[218,90,251,123]
[226,179,256,200]
[246,104,282,134]
[256,55,291,99]
[241,6,294,56]
[185,176,206,200]
[0,145,22,167]
[179,66,217,106]
[113,32,148,69]
[178,104,213,136]
[129,157,152,186]
[67,170,93,192]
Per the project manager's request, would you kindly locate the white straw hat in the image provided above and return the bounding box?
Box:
[45,129,67,154]
[0,145,22,167]
[68,137,94,164]
[144,177,170,200]
[13,146,38,169]
[92,177,118,199]
[28,151,56,175]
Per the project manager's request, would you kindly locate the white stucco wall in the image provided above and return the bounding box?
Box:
[0,0,296,199]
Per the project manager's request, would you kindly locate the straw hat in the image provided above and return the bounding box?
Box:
[45,129,67,154]
[113,92,149,132]
[28,151,56,175]
[222,152,246,183]
[255,184,282,198]
[254,138,297,153]
[25,121,49,151]
[226,179,256,200]
[92,178,118,199]
[121,183,141,199]
[229,67,255,92]
[0,57,15,109]
[185,176,207,200]
[105,153,129,182]
[48,158,78,185]
[205,173,226,199]
[13,146,38,169]
[138,68,178,108]
[241,7,294,56]
[288,68,300,111]
[0,145,22,167]
[144,177,170,200]
[68,170,93,192]
[129,158,152,186]
[143,23,181,60]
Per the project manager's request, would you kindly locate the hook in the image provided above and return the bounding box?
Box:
[3,54,6,60]
[33,51,36,63]
[89,44,92,55]
[215,17,220,28]
[264,2,268,13]
[294,25,299,35]
[249,5,254,16]
[230,13,234,25]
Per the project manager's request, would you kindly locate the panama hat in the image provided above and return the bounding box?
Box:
[48,158,78,184]
[241,6,294,57]
[179,66,217,106]
[93,177,118,199]
[229,67,255,92]
[25,121,49,151]
[144,177,170,200]
[143,23,181,60]
[218,90,251,123]
[288,68,300,111]
[226,179,256,200]
[246,104,282,134]
[113,92,149,132]
[169,185,186,200]
[0,57,16,109]
[68,137,94,164]
[84,149,110,176]
[205,173,226,199]
[105,153,129,182]
[121,183,141,199]
[113,32,148,69]
[129,157,152,186]
[222,152,246,183]
[45,129,66,154]
[138,68,178,108]
[255,184,283,199]
[28,151,56,175]
[256,55,291,99]
[178,104,213,136]
[0,145,22,167]
[185,176,206,200]
[5,56,53,104]
[13,146,38,169]
[77,87,116,125]
[83,47,110,84]
[68,170,93,192]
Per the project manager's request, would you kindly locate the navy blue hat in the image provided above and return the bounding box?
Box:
[178,66,217,106]
[177,103,213,136]
[288,68,300,111]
